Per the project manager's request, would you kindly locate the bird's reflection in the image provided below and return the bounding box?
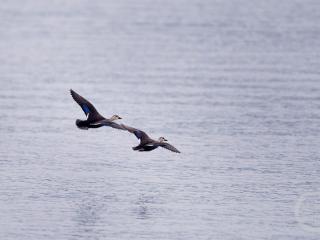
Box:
[76,201,100,227]
[72,194,105,238]
[135,194,155,220]
[137,205,149,219]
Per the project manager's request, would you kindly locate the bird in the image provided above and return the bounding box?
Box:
[120,124,181,153]
[70,89,124,130]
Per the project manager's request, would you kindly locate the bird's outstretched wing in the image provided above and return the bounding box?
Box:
[70,89,102,120]
[159,142,181,153]
[120,124,151,143]
[93,119,126,130]
[108,122,126,130]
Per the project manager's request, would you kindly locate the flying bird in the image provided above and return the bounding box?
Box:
[70,89,124,130]
[120,124,181,153]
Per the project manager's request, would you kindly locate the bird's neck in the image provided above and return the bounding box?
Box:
[109,116,117,121]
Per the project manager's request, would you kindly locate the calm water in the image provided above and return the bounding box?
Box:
[0,0,320,239]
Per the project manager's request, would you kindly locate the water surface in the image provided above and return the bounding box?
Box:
[0,0,320,239]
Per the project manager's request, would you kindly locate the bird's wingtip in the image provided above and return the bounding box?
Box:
[70,89,76,97]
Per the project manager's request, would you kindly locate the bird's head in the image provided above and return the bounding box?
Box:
[110,114,122,121]
[158,137,168,142]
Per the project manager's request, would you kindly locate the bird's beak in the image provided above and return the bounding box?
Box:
[118,116,122,119]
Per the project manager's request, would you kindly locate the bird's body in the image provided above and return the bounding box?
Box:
[121,124,181,153]
[70,89,124,130]
[133,145,158,152]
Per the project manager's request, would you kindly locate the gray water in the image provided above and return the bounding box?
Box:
[1,0,320,239]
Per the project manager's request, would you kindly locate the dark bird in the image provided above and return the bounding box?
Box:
[120,124,181,153]
[70,89,124,130]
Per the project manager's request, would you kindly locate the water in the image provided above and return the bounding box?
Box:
[0,0,320,239]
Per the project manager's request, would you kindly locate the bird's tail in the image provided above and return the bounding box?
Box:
[132,146,140,151]
[75,119,88,130]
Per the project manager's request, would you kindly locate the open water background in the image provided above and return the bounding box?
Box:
[0,0,320,239]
